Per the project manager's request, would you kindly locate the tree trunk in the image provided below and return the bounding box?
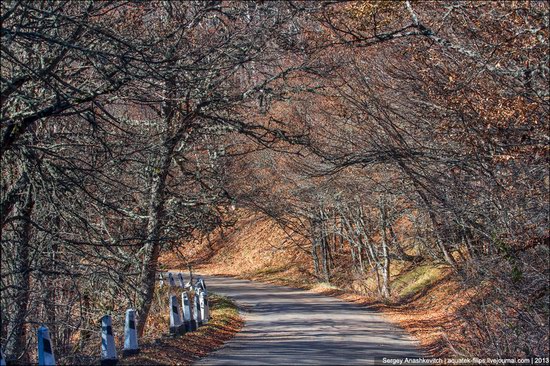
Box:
[350,242,357,270]
[309,219,320,277]
[5,183,33,364]
[319,208,330,283]
[363,234,382,296]
[379,199,391,299]
[311,239,320,277]
[136,148,171,338]
[136,76,178,337]
[321,236,330,283]
[381,238,391,299]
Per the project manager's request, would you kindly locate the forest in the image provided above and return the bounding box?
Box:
[1,0,548,364]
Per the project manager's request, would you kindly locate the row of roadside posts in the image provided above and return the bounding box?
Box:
[166,274,209,336]
[0,274,208,366]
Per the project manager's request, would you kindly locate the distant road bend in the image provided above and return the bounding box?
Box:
[196,276,421,365]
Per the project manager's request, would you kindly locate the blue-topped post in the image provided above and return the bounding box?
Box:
[37,325,56,366]
[123,309,139,356]
[101,315,118,366]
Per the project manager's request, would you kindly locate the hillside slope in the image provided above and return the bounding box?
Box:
[168,212,315,287]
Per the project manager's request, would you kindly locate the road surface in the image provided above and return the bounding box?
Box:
[196,275,422,365]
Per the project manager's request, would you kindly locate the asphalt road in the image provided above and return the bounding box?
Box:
[195,275,422,365]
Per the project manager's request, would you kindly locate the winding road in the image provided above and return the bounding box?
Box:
[196,275,422,365]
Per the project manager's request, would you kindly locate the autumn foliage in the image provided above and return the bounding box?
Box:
[1,0,548,363]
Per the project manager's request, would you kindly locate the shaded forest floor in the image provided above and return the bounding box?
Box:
[161,211,486,358]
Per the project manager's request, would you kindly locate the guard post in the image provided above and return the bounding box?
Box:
[123,309,139,356]
[38,325,56,366]
[100,315,118,366]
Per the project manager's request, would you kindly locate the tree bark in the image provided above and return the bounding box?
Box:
[136,77,178,337]
[5,183,33,364]
[320,209,330,283]
[379,198,391,299]
[136,144,171,338]
[309,218,320,277]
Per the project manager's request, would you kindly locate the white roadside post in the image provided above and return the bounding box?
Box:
[101,315,118,366]
[123,309,139,356]
[159,273,164,287]
[182,292,193,332]
[193,289,202,328]
[198,277,207,293]
[177,273,185,288]
[199,290,209,324]
[168,272,176,287]
[37,326,56,366]
[169,294,184,336]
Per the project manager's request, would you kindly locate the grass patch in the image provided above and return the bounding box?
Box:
[240,264,314,289]
[311,282,340,292]
[392,264,444,300]
[120,293,243,366]
[247,264,291,278]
